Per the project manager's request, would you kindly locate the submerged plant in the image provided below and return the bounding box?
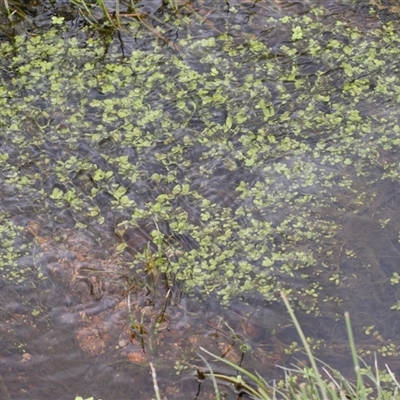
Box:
[2,1,400,396]
[69,0,120,28]
[69,0,185,42]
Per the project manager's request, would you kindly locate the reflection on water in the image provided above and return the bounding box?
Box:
[2,0,400,398]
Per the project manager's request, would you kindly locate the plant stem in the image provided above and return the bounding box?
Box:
[281,292,329,400]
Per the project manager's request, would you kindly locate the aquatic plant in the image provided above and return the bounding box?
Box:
[2,0,400,375]
[70,0,123,28]
[75,397,100,400]
[70,0,183,32]
[195,294,400,400]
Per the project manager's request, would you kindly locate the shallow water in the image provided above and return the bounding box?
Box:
[2,0,400,398]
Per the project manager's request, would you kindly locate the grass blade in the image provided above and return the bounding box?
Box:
[198,354,221,400]
[200,347,270,399]
[150,362,162,400]
[281,292,329,400]
[344,311,367,400]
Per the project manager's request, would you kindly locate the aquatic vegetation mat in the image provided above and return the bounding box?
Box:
[2,0,400,397]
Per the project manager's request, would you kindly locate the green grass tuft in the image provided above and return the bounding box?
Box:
[196,293,400,399]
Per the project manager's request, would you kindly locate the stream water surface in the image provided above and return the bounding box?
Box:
[2,0,400,399]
